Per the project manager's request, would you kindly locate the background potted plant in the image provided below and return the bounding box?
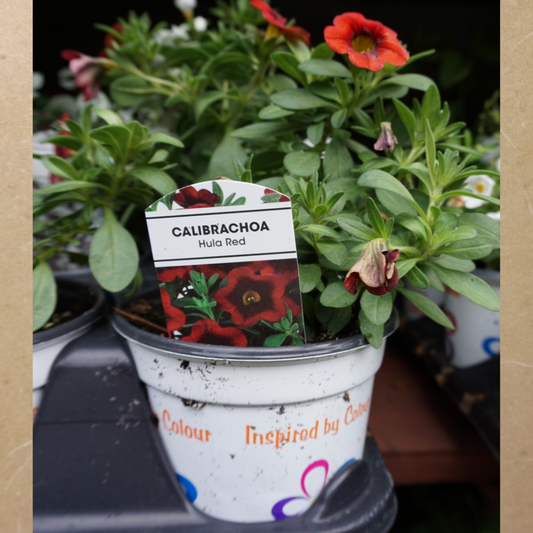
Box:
[34,0,500,523]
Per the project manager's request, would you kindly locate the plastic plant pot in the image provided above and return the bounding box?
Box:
[33,279,106,415]
[112,293,398,523]
[444,269,500,368]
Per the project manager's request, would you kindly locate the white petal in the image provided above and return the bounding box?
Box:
[193,16,208,32]
[461,196,485,209]
[175,0,197,11]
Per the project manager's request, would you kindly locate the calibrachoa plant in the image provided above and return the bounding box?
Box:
[35,0,500,348]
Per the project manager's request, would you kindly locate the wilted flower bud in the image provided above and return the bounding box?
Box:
[374,122,398,152]
[344,239,400,296]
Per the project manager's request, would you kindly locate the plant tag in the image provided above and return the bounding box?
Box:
[145,180,306,347]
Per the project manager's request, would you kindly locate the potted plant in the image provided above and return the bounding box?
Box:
[33,107,184,411]
[41,0,500,523]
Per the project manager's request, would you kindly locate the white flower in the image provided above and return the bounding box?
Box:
[175,0,197,10]
[193,16,208,32]
[33,72,44,96]
[33,131,55,188]
[487,211,500,223]
[155,24,190,46]
[461,175,495,209]
[168,67,182,78]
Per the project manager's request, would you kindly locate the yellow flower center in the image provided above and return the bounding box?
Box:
[243,290,261,305]
[352,34,377,53]
[475,183,485,193]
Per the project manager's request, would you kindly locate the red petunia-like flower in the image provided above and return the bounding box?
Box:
[344,239,400,296]
[174,186,220,209]
[61,50,116,100]
[215,266,288,327]
[324,13,409,72]
[257,258,298,285]
[251,0,311,47]
[160,288,186,335]
[181,319,248,347]
[156,266,192,283]
[264,188,290,202]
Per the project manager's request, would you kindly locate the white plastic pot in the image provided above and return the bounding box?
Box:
[33,280,106,416]
[444,269,500,368]
[113,304,398,523]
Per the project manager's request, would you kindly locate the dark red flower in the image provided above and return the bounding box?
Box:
[156,266,192,283]
[344,239,399,296]
[181,319,248,347]
[324,13,409,71]
[174,186,220,209]
[215,266,287,327]
[160,288,186,335]
[264,188,290,202]
[61,50,116,100]
[282,277,302,318]
[256,258,298,285]
[51,113,73,184]
[251,0,311,47]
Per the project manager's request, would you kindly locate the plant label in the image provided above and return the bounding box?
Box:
[146,180,306,346]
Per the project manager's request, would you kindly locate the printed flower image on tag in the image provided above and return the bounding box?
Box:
[145,180,305,346]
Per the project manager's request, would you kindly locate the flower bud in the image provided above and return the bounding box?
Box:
[344,239,400,296]
[374,122,398,152]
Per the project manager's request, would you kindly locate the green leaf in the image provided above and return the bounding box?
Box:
[398,288,454,328]
[396,214,430,240]
[89,208,139,292]
[439,235,494,260]
[89,125,131,159]
[425,119,436,181]
[375,189,417,217]
[429,255,475,272]
[421,84,441,127]
[396,258,419,278]
[94,109,124,126]
[298,59,352,77]
[206,132,247,179]
[384,74,435,91]
[365,197,386,238]
[299,264,322,293]
[284,151,321,176]
[258,105,295,120]
[149,133,184,148]
[271,89,333,110]
[327,306,353,334]
[337,216,378,241]
[406,265,429,289]
[33,262,57,332]
[300,224,338,238]
[271,52,308,85]
[264,334,289,347]
[419,264,445,292]
[437,226,477,246]
[331,109,347,129]
[393,98,416,144]
[33,180,109,196]
[358,169,415,203]
[360,291,392,325]
[358,308,384,349]
[40,155,79,181]
[457,213,500,247]
[316,239,348,266]
[128,167,176,196]
[231,122,298,139]
[110,75,152,106]
[437,189,500,206]
[44,136,82,151]
[307,122,325,145]
[323,130,354,179]
[428,264,500,311]
[320,281,357,308]
[194,90,227,120]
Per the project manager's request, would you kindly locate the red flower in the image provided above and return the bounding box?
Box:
[215,266,287,327]
[99,23,123,57]
[344,239,399,296]
[156,266,192,283]
[256,258,298,285]
[251,0,311,47]
[51,113,73,184]
[160,288,186,335]
[324,13,409,72]
[61,50,116,100]
[181,319,248,347]
[174,186,220,209]
[264,188,290,202]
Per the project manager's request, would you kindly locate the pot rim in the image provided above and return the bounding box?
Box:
[111,292,399,364]
[33,279,107,346]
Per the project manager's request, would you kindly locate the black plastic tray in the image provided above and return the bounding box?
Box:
[34,323,397,533]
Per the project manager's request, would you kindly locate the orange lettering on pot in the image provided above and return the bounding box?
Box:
[162,409,211,442]
[344,398,371,426]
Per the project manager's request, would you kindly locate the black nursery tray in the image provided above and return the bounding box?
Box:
[397,316,500,460]
[34,324,397,533]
